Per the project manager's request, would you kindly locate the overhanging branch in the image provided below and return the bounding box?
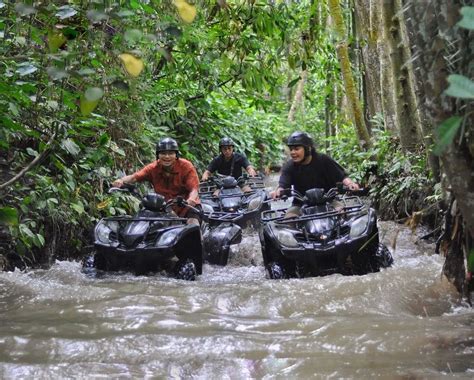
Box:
[0,132,57,190]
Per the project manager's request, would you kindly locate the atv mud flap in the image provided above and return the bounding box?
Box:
[203,223,242,266]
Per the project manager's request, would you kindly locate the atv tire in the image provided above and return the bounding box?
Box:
[267,262,285,279]
[371,243,394,269]
[82,253,106,271]
[176,261,197,281]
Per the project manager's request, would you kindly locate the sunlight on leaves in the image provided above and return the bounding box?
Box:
[117,10,134,17]
[457,6,474,30]
[444,74,474,99]
[0,207,18,226]
[119,53,144,77]
[71,201,85,215]
[46,66,68,81]
[177,98,187,115]
[61,138,81,156]
[16,62,38,77]
[109,141,126,156]
[96,199,111,210]
[48,30,67,52]
[124,29,143,43]
[80,87,104,116]
[86,10,108,23]
[468,249,474,273]
[77,68,95,76]
[14,3,36,16]
[85,87,104,102]
[173,0,197,23]
[56,5,77,20]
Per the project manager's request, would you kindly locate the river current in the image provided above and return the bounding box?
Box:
[1,180,473,378]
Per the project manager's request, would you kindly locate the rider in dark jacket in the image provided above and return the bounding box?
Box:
[271,131,359,217]
[201,137,257,181]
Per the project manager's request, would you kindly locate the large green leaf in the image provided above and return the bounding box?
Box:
[84,87,104,102]
[61,138,81,156]
[433,116,463,156]
[457,6,474,30]
[71,201,85,215]
[80,87,104,115]
[0,207,18,226]
[444,74,474,99]
[468,249,474,273]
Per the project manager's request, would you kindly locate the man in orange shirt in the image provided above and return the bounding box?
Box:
[112,137,201,225]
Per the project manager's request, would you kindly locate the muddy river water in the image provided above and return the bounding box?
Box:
[1,179,473,378]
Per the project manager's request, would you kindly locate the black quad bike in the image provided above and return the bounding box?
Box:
[82,185,203,280]
[199,174,269,265]
[259,186,393,279]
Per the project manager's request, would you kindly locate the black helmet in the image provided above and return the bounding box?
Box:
[287,131,313,147]
[156,137,179,153]
[219,137,235,148]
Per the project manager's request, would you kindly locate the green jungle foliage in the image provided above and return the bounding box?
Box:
[0,1,437,263]
[0,1,330,261]
[326,117,439,222]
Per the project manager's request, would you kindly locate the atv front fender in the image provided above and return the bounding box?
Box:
[203,222,242,265]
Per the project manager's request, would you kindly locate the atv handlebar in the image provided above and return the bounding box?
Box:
[271,184,368,203]
[108,186,203,216]
[170,196,203,217]
[108,183,142,198]
[200,173,264,189]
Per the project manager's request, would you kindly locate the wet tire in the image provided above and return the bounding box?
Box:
[176,261,197,281]
[267,262,285,280]
[371,243,394,269]
[82,253,106,271]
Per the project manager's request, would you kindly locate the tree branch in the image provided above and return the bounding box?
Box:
[0,132,57,190]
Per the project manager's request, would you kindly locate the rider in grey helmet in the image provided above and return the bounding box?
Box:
[271,131,359,217]
[201,137,257,182]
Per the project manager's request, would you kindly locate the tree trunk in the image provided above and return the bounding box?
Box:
[328,0,372,149]
[406,0,474,295]
[381,0,420,150]
[380,43,398,133]
[354,0,383,128]
[401,0,441,181]
[288,70,308,123]
[325,74,332,150]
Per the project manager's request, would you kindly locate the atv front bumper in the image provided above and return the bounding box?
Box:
[95,244,186,273]
[278,234,376,273]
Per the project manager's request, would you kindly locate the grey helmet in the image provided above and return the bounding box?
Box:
[156,137,179,158]
[219,137,235,148]
[287,131,314,147]
[287,131,314,158]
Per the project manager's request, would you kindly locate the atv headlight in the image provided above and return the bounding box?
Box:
[96,221,116,244]
[349,213,369,238]
[276,229,299,248]
[157,230,179,247]
[202,203,214,214]
[248,197,262,211]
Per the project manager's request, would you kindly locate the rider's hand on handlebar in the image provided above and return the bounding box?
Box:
[270,188,284,199]
[112,179,124,188]
[347,183,360,191]
[342,178,360,191]
[248,167,257,177]
[186,197,198,207]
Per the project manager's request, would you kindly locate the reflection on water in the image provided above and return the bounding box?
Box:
[1,187,473,378]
